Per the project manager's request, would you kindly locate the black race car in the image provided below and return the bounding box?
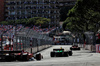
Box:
[70,45,80,50]
[50,48,72,57]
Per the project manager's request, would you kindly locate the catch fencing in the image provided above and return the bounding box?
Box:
[13,27,53,53]
[0,26,53,53]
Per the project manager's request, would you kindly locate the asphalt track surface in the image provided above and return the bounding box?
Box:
[1,45,100,66]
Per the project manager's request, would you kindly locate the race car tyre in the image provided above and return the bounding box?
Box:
[64,52,69,57]
[35,53,42,60]
[50,52,55,57]
[78,48,80,50]
[5,55,15,61]
[15,55,22,61]
[70,47,72,50]
[68,51,72,56]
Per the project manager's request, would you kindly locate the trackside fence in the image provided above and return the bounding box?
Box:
[13,28,53,53]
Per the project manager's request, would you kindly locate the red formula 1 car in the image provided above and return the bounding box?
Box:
[0,51,33,61]
[70,45,80,50]
[15,51,33,61]
[2,51,43,61]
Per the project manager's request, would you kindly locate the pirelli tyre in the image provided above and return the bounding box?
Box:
[68,51,72,56]
[70,47,72,50]
[64,52,69,57]
[78,47,80,50]
[35,53,42,60]
[15,55,22,61]
[70,48,75,50]
[5,54,15,61]
[50,52,55,57]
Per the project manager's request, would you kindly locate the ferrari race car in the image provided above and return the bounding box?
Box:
[15,51,33,61]
[50,48,72,57]
[70,45,80,50]
[3,52,43,61]
[3,51,34,61]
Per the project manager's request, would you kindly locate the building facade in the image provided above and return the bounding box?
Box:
[1,0,76,26]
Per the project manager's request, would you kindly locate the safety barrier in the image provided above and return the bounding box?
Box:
[25,45,51,53]
[96,44,100,53]
[12,27,53,53]
[0,26,53,54]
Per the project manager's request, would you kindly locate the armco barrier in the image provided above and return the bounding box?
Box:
[24,45,52,53]
[96,44,100,53]
[84,45,96,51]
[78,44,96,52]
[81,44,91,50]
